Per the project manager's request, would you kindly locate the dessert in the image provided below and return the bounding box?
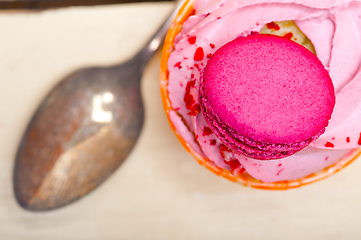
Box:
[160,0,361,188]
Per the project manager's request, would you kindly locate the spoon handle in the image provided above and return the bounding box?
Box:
[135,0,186,70]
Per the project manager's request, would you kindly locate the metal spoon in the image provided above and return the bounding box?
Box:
[14,0,184,211]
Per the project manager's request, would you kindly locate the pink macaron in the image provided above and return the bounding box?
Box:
[200,34,335,160]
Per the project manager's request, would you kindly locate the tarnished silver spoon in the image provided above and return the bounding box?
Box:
[14,0,184,211]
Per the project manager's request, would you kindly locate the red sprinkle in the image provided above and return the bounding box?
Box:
[194,47,204,61]
[174,62,182,69]
[210,43,215,48]
[184,81,196,109]
[210,139,217,145]
[188,36,197,44]
[346,137,350,143]
[207,53,212,58]
[283,32,293,40]
[203,127,213,136]
[277,168,284,176]
[184,81,200,116]
[325,142,335,148]
[187,104,200,115]
[220,145,243,174]
[220,145,236,162]
[184,93,195,110]
[267,22,280,31]
[194,64,201,72]
[217,17,221,20]
[358,133,361,145]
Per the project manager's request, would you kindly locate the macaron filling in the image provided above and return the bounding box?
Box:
[200,34,336,160]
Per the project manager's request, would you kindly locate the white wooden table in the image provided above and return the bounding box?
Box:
[0,3,361,239]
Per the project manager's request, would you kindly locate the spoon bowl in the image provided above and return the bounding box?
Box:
[14,1,184,211]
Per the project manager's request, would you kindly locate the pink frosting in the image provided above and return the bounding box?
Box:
[167,0,361,182]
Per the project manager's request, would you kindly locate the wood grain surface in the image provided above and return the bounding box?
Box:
[0,2,361,240]
[0,0,172,10]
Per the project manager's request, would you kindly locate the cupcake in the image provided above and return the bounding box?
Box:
[160,0,361,189]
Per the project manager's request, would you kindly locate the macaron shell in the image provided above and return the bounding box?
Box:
[201,34,335,146]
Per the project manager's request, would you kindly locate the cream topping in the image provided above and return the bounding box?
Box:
[167,0,361,182]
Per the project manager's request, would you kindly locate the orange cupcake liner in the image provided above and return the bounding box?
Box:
[159,0,361,190]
